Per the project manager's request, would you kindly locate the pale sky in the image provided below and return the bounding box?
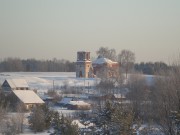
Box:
[0,0,180,63]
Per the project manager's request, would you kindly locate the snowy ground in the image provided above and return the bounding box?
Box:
[0,72,97,93]
[0,72,155,90]
[0,72,157,135]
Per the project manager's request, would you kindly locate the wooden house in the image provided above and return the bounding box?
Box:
[1,79,44,110]
[67,100,91,110]
[12,90,44,110]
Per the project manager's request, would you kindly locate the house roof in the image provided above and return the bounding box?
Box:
[5,79,29,88]
[58,97,73,104]
[114,94,126,99]
[68,100,91,106]
[72,120,94,129]
[72,120,86,128]
[58,97,90,106]
[13,90,44,104]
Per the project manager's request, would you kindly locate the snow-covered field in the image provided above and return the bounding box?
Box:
[0,72,97,93]
[0,72,155,89]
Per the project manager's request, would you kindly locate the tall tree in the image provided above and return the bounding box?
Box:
[96,47,117,61]
[29,107,46,133]
[118,49,135,78]
[150,56,180,135]
[127,74,150,120]
[14,103,25,133]
[28,105,53,133]
[94,101,134,134]
[53,112,79,135]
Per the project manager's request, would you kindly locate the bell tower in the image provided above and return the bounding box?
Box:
[76,51,92,78]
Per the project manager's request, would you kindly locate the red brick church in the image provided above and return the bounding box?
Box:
[76,51,119,78]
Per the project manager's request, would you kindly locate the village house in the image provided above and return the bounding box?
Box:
[12,90,44,110]
[67,100,91,110]
[1,79,44,110]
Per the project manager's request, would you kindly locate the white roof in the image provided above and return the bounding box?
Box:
[92,57,118,65]
[72,120,86,128]
[114,94,126,99]
[72,120,94,129]
[59,97,73,104]
[13,90,44,104]
[58,98,91,106]
[69,100,90,106]
[6,79,29,88]
[40,95,54,100]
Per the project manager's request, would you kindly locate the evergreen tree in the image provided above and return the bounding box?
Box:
[29,106,46,133]
[53,112,79,135]
[28,105,53,133]
[94,101,115,134]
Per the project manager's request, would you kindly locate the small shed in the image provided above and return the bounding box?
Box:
[58,97,91,110]
[67,101,91,110]
[57,97,73,106]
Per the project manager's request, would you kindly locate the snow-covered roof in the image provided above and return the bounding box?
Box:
[13,90,44,104]
[6,79,29,88]
[58,98,91,106]
[92,57,118,65]
[40,95,54,100]
[77,60,91,63]
[114,94,126,99]
[61,94,89,99]
[72,120,86,128]
[72,120,94,129]
[58,97,73,104]
[68,100,91,106]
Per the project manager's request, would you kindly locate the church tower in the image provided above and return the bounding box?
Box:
[76,51,92,78]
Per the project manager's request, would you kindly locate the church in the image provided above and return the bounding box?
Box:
[76,51,119,78]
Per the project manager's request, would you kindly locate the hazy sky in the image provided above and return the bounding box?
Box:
[0,0,180,63]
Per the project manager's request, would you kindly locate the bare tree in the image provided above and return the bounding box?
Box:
[14,103,25,133]
[152,75,178,135]
[97,79,116,96]
[0,103,24,134]
[118,49,135,79]
[127,74,150,121]
[150,56,180,135]
[96,47,117,61]
[0,104,8,133]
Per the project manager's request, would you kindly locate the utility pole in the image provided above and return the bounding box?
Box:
[88,81,89,94]
[53,80,54,91]
[84,77,85,93]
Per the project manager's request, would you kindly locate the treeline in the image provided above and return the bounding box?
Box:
[0,57,172,75]
[0,58,75,72]
[134,62,171,75]
[96,47,171,75]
